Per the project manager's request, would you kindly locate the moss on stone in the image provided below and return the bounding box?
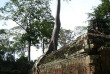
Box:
[39,44,83,65]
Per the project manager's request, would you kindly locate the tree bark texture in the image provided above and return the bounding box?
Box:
[47,0,61,54]
[42,39,45,53]
[34,0,61,73]
[28,41,31,62]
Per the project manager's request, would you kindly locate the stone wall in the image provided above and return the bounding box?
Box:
[38,54,89,74]
[31,32,110,74]
[32,19,110,74]
[32,48,110,74]
[91,47,110,74]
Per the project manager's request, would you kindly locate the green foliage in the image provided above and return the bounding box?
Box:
[0,29,6,34]
[5,53,15,62]
[0,61,34,74]
[58,27,87,47]
[0,29,16,61]
[0,0,54,61]
[59,28,74,47]
[0,49,5,61]
[16,55,28,62]
[0,0,54,43]
[88,0,110,26]
[74,26,87,37]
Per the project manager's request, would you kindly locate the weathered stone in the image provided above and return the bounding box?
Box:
[31,18,110,74]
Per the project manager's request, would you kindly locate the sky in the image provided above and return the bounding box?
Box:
[50,0,101,30]
[0,0,101,60]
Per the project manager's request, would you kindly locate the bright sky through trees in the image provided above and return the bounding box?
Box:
[50,0,101,30]
[0,0,101,60]
[0,0,101,30]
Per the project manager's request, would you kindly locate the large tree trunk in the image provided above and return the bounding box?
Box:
[46,0,61,54]
[33,0,61,73]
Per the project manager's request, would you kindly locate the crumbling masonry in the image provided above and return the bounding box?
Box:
[31,19,110,74]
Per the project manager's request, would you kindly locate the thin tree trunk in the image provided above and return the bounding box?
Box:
[28,41,31,62]
[14,51,15,62]
[28,0,32,63]
[42,39,45,53]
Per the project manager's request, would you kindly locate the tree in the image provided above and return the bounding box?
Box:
[74,26,87,37]
[11,31,26,57]
[46,0,71,54]
[34,0,71,73]
[88,0,110,26]
[0,0,54,62]
[0,29,6,61]
[58,28,74,47]
[0,48,5,61]
[0,29,15,61]
[42,0,61,54]
[58,27,87,48]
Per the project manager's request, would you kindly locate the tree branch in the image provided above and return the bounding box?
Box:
[14,21,26,31]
